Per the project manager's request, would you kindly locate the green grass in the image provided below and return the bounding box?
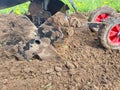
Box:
[0,0,120,14]
[62,0,120,12]
[0,1,30,14]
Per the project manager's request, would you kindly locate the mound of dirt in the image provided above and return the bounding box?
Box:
[0,13,60,61]
[0,14,38,60]
[0,12,120,90]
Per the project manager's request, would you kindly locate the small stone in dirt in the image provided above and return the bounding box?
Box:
[2,85,7,90]
[44,82,52,90]
[46,69,52,74]
[65,62,75,69]
[54,66,62,72]
[28,59,33,62]
[48,76,52,80]
[73,62,79,68]
[2,79,8,84]
[56,72,62,76]
[69,69,77,75]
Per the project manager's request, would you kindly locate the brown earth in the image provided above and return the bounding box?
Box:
[0,12,120,90]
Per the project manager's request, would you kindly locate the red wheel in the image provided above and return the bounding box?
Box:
[108,24,120,45]
[95,13,109,22]
[89,6,116,32]
[98,18,120,50]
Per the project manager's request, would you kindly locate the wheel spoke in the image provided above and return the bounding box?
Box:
[116,38,120,43]
[101,14,107,19]
[109,36,115,41]
[119,39,120,45]
[112,37,119,43]
[112,26,118,32]
[95,17,101,22]
[118,38,120,42]
[109,30,118,37]
[96,13,109,22]
[115,25,120,31]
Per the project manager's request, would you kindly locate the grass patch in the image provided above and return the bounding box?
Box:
[62,0,120,12]
[0,1,30,14]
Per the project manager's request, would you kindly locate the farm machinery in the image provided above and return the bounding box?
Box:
[0,0,120,60]
[88,6,120,50]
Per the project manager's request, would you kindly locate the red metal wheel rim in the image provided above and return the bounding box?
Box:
[108,24,120,45]
[95,13,109,22]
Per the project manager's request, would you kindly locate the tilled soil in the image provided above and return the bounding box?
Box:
[0,12,120,90]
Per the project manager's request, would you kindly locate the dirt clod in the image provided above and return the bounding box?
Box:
[54,66,62,72]
[65,62,75,69]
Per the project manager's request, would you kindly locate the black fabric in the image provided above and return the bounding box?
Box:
[0,0,68,15]
[47,0,65,15]
[30,0,66,15]
[0,0,29,9]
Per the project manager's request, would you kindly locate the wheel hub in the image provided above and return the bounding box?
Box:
[117,32,120,37]
[108,24,120,45]
[95,13,109,22]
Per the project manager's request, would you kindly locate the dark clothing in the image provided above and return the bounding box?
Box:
[47,0,65,15]
[0,0,69,14]
[0,0,29,9]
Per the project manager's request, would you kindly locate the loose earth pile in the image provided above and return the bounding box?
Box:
[0,12,119,90]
